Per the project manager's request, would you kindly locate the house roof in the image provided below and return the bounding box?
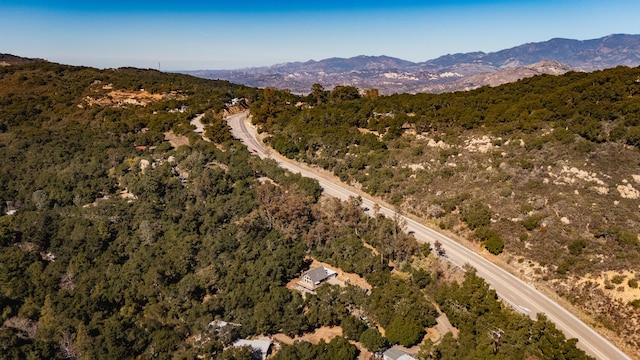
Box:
[207,320,241,332]
[384,347,417,360]
[304,266,336,284]
[398,355,417,360]
[233,339,271,360]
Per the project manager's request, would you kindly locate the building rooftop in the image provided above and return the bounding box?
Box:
[384,347,417,360]
[304,266,337,284]
[233,339,271,360]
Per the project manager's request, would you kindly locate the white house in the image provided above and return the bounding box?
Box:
[232,339,271,360]
[300,266,337,290]
[383,347,417,360]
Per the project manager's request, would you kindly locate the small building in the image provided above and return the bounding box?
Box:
[383,347,417,360]
[232,339,271,360]
[300,266,337,291]
[207,320,241,333]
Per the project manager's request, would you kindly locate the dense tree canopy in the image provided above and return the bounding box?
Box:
[248,68,640,351]
[0,60,596,359]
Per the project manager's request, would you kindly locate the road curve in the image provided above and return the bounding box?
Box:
[227,111,631,360]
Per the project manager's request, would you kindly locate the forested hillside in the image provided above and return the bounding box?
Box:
[251,68,640,355]
[0,60,593,359]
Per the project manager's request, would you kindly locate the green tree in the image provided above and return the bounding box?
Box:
[330,86,360,103]
[204,118,233,144]
[323,336,358,360]
[385,315,424,347]
[217,346,253,360]
[309,84,328,106]
[461,201,492,229]
[474,227,504,255]
[568,238,587,256]
[0,217,16,247]
[522,213,545,231]
[359,328,388,352]
[484,236,504,255]
[341,315,367,340]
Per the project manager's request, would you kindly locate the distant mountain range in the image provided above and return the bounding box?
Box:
[185,34,640,95]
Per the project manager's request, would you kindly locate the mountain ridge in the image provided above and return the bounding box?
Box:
[0,53,44,67]
[186,34,640,95]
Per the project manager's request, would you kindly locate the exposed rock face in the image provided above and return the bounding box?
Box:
[185,34,640,95]
[617,183,640,199]
[140,159,150,173]
[450,60,573,91]
[550,166,609,192]
[464,135,499,153]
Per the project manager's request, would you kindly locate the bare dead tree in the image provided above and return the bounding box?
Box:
[59,331,78,359]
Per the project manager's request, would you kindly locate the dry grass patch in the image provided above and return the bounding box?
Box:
[273,326,342,345]
[309,258,372,291]
[164,131,190,148]
[577,270,640,303]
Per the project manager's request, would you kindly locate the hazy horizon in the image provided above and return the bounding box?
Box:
[2,0,639,70]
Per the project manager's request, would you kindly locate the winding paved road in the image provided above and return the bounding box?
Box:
[227,111,631,360]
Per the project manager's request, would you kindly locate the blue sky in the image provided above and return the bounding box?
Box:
[1,1,639,70]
